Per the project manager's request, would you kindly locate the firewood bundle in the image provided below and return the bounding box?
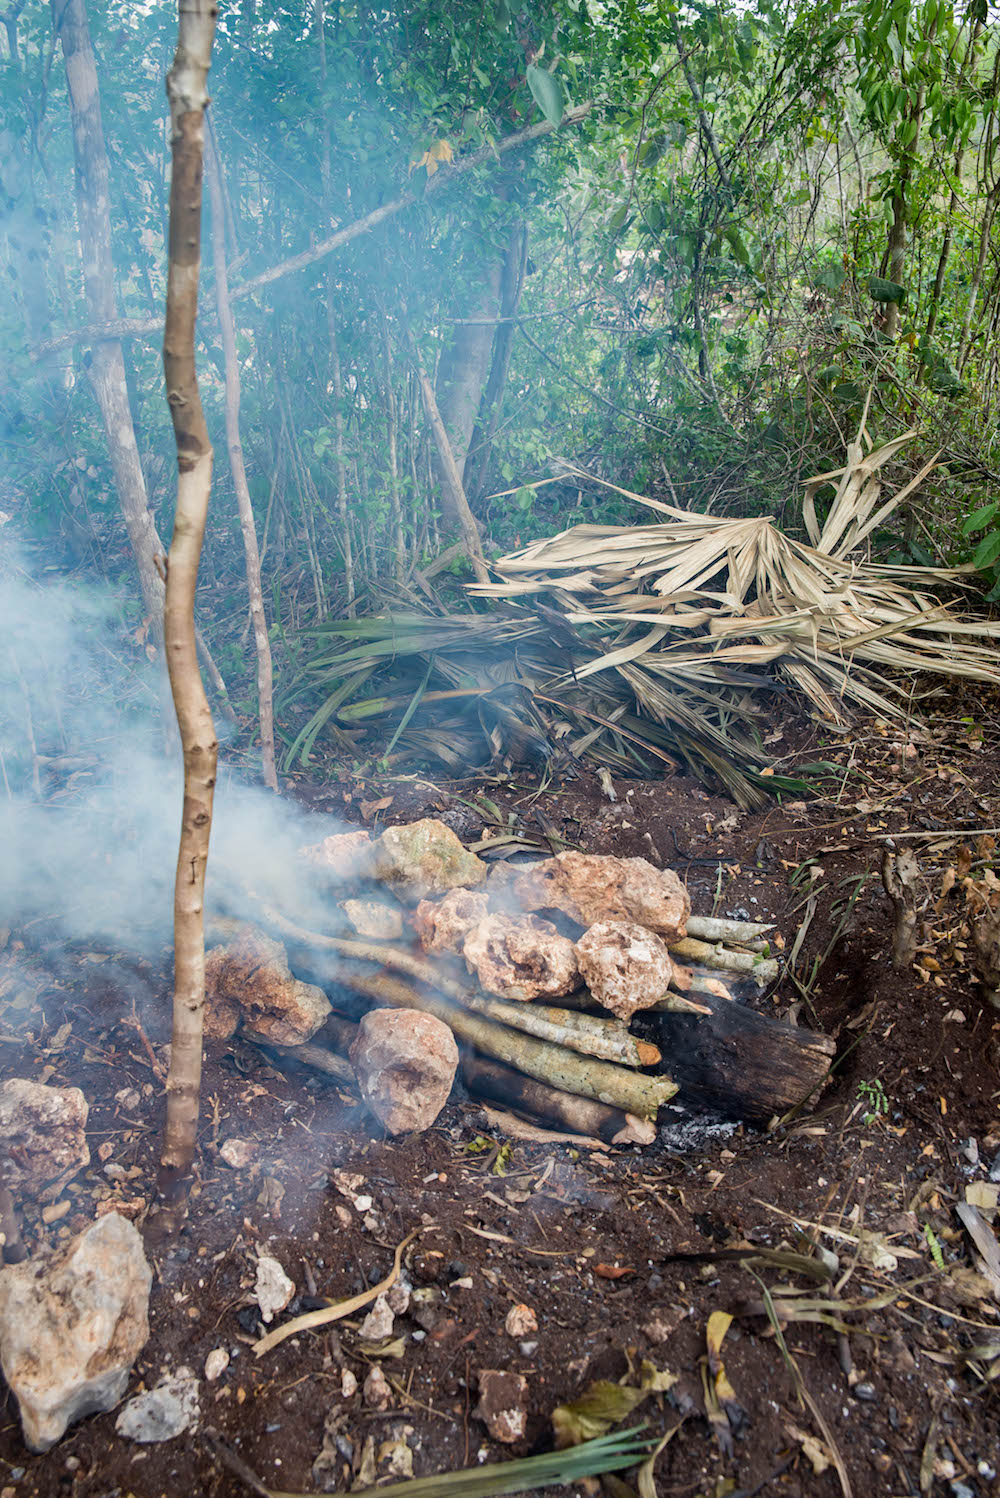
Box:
[212,818,833,1140]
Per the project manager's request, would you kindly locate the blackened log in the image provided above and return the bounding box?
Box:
[645,993,834,1123]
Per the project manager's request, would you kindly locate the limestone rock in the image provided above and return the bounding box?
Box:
[0,1212,151,1452]
[463,914,579,1001]
[255,1255,295,1323]
[350,1009,459,1134]
[575,920,675,1021]
[298,829,373,880]
[360,1293,394,1342]
[115,1367,199,1443]
[0,1079,90,1196]
[514,852,690,938]
[363,1364,392,1411]
[204,924,330,1046]
[475,1369,528,1444]
[340,899,404,941]
[413,889,489,955]
[369,818,486,903]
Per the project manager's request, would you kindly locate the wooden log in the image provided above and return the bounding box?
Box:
[643,991,835,1123]
[461,1054,655,1145]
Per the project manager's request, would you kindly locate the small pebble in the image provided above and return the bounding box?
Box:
[204,1348,230,1383]
[853,1382,877,1402]
[519,1341,538,1356]
[977,1462,996,1480]
[949,1483,975,1498]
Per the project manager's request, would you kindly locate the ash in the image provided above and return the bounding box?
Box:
[657,1108,739,1153]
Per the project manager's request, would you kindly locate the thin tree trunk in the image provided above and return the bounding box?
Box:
[464,220,528,503]
[52,0,165,626]
[409,333,489,581]
[152,0,219,1235]
[327,311,356,612]
[204,129,278,790]
[433,256,504,484]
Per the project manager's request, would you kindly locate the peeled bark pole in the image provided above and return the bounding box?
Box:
[205,130,278,790]
[154,0,219,1231]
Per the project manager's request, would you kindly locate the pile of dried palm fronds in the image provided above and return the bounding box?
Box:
[283,410,1000,806]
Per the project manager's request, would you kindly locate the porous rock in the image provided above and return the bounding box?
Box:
[298,829,373,880]
[575,920,674,1021]
[115,1367,199,1443]
[368,818,486,903]
[255,1255,295,1323]
[204,924,330,1045]
[363,1364,392,1411]
[514,852,690,938]
[0,1212,151,1452]
[413,888,490,955]
[349,1009,459,1134]
[474,1369,528,1444]
[0,1078,90,1195]
[340,899,405,941]
[463,913,579,1001]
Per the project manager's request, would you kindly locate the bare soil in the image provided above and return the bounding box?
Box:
[3,695,1000,1498]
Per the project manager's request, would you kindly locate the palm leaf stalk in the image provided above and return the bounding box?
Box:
[281,415,1000,805]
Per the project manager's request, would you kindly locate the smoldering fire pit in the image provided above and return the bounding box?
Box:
[207,817,835,1142]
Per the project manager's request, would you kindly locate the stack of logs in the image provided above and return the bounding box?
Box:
[209,819,834,1141]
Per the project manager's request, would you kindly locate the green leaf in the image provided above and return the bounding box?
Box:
[552,1382,649,1448]
[526,63,565,126]
[867,275,905,304]
[973,531,1000,570]
[960,502,999,535]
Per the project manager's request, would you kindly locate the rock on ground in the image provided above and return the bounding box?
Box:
[204,924,330,1045]
[298,829,373,880]
[115,1367,200,1443]
[350,1009,459,1134]
[412,889,489,955]
[0,1213,151,1452]
[340,899,404,941]
[514,852,690,937]
[255,1255,295,1323]
[0,1079,90,1195]
[575,920,675,1020]
[474,1369,528,1443]
[463,913,579,1001]
[368,818,486,903]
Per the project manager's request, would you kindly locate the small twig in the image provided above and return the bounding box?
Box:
[252,1227,423,1357]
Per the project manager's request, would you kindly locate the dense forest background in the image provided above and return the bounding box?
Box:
[3,0,1000,778]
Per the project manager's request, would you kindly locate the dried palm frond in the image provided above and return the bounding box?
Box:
[282,412,1000,805]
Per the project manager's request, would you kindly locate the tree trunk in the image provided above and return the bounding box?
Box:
[152,0,219,1235]
[409,332,489,582]
[52,0,165,625]
[204,129,278,790]
[53,0,234,725]
[464,220,528,503]
[433,255,504,491]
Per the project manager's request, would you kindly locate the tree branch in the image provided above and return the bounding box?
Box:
[34,103,593,357]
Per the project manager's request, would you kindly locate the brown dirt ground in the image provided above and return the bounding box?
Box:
[3,692,1000,1498]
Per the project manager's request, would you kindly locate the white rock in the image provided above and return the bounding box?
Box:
[115,1367,200,1443]
[0,1079,90,1195]
[0,1213,151,1451]
[204,1348,230,1383]
[341,1368,358,1398]
[255,1255,295,1323]
[363,1364,392,1411]
[219,1138,257,1170]
[360,1293,395,1342]
[504,1303,538,1338]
